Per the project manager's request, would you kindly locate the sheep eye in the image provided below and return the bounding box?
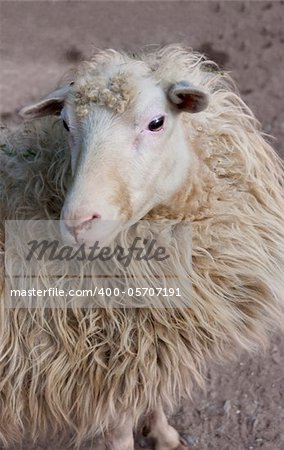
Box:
[62,119,70,132]
[148,116,165,132]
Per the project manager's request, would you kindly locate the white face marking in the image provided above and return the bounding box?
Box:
[60,76,192,244]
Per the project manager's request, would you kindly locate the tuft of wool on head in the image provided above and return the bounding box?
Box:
[74,74,134,116]
[71,50,150,116]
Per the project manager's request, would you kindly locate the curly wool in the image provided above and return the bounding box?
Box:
[71,52,149,116]
[74,74,134,116]
[0,45,284,448]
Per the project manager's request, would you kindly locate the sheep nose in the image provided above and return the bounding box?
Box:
[64,212,101,241]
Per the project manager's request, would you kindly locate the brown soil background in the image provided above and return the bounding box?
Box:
[0,1,284,449]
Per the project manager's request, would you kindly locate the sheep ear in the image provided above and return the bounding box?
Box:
[168,81,209,113]
[19,84,71,119]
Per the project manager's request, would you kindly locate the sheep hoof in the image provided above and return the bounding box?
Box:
[175,434,189,449]
[153,434,189,450]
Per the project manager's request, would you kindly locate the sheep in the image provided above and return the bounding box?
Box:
[0,44,284,450]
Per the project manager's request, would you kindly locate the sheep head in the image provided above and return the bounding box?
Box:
[20,53,209,245]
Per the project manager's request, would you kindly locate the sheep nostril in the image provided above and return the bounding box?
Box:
[64,212,102,240]
[76,214,102,231]
[91,212,101,221]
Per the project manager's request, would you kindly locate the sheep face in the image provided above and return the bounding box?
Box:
[20,68,208,245]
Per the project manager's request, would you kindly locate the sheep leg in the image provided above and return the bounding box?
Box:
[141,403,188,450]
[105,413,134,450]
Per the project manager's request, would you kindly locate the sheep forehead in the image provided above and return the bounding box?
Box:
[73,58,154,117]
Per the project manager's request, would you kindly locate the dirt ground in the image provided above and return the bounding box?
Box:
[0,1,284,449]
